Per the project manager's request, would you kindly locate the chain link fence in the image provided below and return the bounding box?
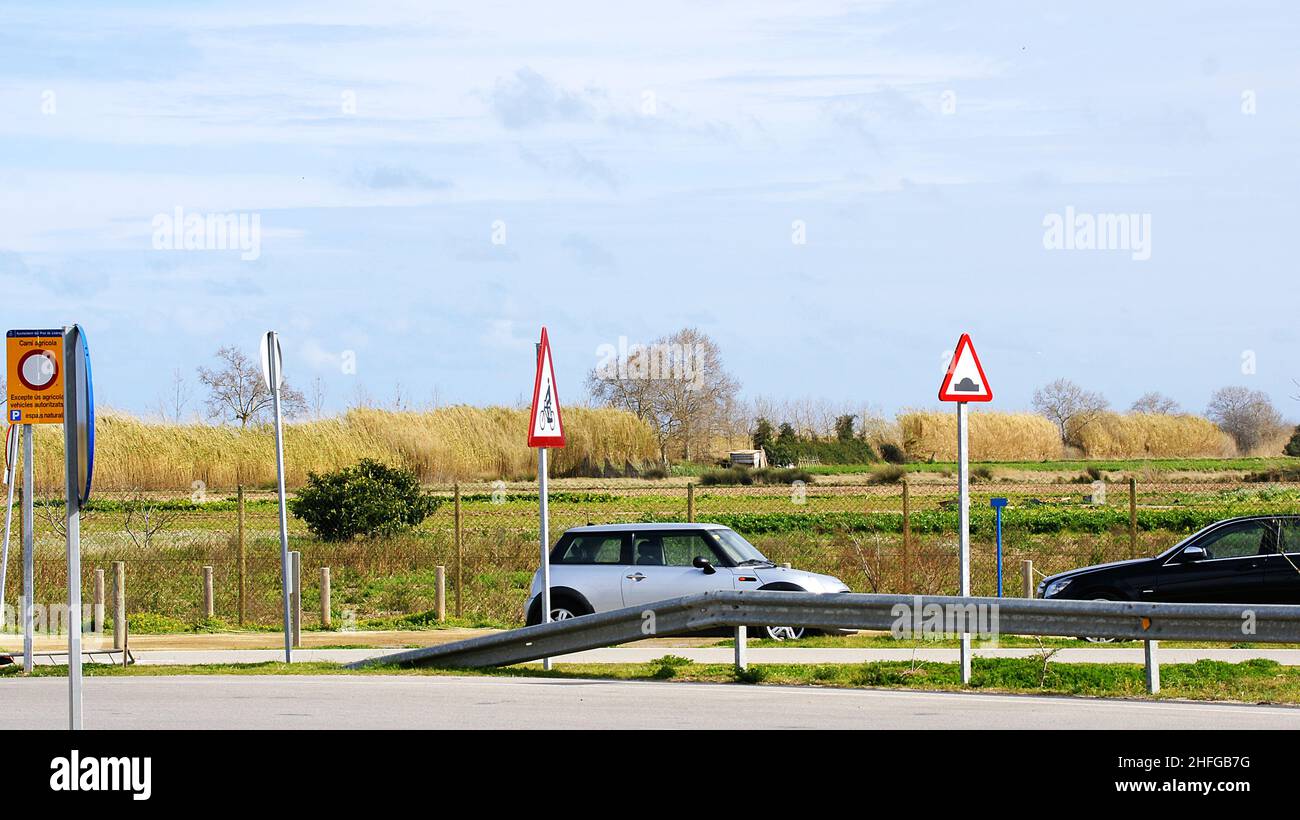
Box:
[3,478,1298,630]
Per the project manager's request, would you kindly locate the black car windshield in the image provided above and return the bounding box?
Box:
[709,529,771,565]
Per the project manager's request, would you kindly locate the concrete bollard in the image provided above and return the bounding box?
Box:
[202,565,214,619]
[320,567,331,630]
[435,565,446,621]
[734,625,748,671]
[290,551,302,648]
[113,562,125,651]
[1022,560,1034,598]
[93,569,105,634]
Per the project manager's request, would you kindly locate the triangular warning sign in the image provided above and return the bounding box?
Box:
[528,326,566,447]
[938,333,992,402]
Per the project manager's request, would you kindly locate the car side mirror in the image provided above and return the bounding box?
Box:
[692,556,716,575]
[1179,545,1207,563]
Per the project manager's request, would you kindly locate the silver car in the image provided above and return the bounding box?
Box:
[524,522,850,640]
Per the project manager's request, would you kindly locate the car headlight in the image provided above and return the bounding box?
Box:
[1043,578,1073,598]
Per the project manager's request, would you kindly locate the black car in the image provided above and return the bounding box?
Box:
[1038,515,1300,604]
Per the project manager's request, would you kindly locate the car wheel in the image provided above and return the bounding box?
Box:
[760,625,806,641]
[526,593,591,626]
[1084,594,1125,643]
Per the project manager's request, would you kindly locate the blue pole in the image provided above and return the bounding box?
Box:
[995,505,1003,597]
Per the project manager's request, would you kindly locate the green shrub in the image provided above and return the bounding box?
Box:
[879,442,908,464]
[698,467,812,486]
[1285,426,1300,457]
[870,465,907,484]
[288,458,441,541]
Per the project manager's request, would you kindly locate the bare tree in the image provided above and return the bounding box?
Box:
[587,327,740,464]
[309,375,327,419]
[122,489,181,550]
[154,367,191,422]
[1206,386,1286,454]
[1129,391,1180,415]
[1032,378,1110,448]
[197,346,306,427]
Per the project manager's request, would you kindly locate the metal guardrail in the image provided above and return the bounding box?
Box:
[349,590,1300,671]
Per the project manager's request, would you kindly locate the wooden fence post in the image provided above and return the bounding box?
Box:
[290,551,302,647]
[93,568,105,634]
[202,566,214,619]
[454,483,463,618]
[687,483,695,522]
[1022,560,1034,598]
[1128,477,1138,559]
[436,565,446,621]
[237,485,247,626]
[112,561,125,650]
[320,567,331,629]
[901,480,911,591]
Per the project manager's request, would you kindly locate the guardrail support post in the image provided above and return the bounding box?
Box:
[1145,640,1160,694]
[320,567,331,629]
[734,625,747,671]
[1021,560,1034,598]
[436,565,446,621]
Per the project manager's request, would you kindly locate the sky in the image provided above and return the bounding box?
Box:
[0,1,1297,422]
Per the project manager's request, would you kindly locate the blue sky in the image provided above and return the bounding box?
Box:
[1,1,1297,421]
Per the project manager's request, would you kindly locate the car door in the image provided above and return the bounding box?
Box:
[620,530,734,608]
[1155,519,1274,603]
[1263,518,1300,604]
[548,532,630,613]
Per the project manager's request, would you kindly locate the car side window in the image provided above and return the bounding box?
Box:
[1280,521,1300,556]
[661,534,722,567]
[555,535,625,565]
[1196,521,1275,560]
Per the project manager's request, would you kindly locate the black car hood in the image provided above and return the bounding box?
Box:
[1042,557,1152,585]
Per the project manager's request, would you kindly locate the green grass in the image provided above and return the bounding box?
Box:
[6,657,1298,703]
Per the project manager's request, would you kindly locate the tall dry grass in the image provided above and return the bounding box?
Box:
[26,406,658,491]
[900,411,1062,462]
[1076,412,1236,458]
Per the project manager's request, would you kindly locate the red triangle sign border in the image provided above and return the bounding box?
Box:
[938,333,993,403]
[528,326,567,447]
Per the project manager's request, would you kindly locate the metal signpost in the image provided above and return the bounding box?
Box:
[6,329,65,674]
[260,331,293,664]
[1,425,16,630]
[990,497,1008,597]
[938,333,992,684]
[62,324,94,730]
[527,327,566,671]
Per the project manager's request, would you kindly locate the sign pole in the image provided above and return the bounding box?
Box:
[22,424,33,673]
[62,326,83,729]
[267,332,292,664]
[0,427,16,630]
[539,446,552,671]
[957,400,971,685]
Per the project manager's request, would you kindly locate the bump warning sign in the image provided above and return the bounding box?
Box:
[6,329,64,424]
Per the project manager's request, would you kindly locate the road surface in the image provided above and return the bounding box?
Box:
[2,675,1297,729]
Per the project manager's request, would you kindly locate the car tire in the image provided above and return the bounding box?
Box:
[526,592,592,626]
[757,625,807,641]
[1084,593,1127,643]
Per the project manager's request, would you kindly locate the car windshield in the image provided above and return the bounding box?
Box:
[709,528,771,565]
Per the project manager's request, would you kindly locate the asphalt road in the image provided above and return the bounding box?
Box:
[3,675,1298,729]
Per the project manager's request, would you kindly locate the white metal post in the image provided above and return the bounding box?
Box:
[21,424,33,673]
[64,327,83,729]
[957,400,971,684]
[0,427,16,630]
[269,332,292,664]
[539,447,552,671]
